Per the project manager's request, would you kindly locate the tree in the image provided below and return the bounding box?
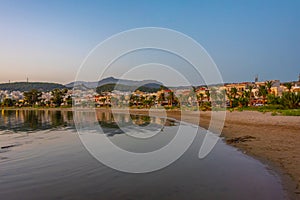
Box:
[281,92,300,109]
[130,94,140,107]
[226,87,238,108]
[284,82,292,92]
[230,87,238,99]
[192,86,197,93]
[210,87,218,100]
[197,93,204,107]
[226,90,234,108]
[265,81,273,94]
[205,90,210,102]
[178,94,188,106]
[144,96,155,108]
[167,91,174,106]
[267,94,280,105]
[158,92,165,106]
[110,96,119,107]
[120,95,125,104]
[239,90,250,107]
[140,95,146,107]
[23,89,42,106]
[96,84,115,94]
[2,98,14,107]
[51,89,67,107]
[100,97,107,106]
[258,85,268,105]
[247,85,254,106]
[216,90,226,107]
[65,95,72,106]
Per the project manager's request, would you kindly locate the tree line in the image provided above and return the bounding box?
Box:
[0,82,66,92]
[226,82,299,109]
[1,88,72,107]
[96,83,162,94]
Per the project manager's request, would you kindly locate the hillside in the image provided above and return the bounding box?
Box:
[0,82,66,92]
[98,77,162,88]
[65,81,98,89]
[96,83,162,93]
[66,77,163,89]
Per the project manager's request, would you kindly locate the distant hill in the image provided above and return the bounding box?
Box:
[0,82,66,92]
[66,77,163,89]
[96,83,162,93]
[98,77,162,88]
[65,81,98,89]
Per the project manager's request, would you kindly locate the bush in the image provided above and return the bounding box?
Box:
[281,92,300,109]
[264,104,285,110]
[267,94,281,105]
[271,111,278,116]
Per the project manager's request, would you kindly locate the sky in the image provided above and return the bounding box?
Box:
[0,0,299,85]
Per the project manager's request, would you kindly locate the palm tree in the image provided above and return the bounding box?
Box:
[210,87,218,99]
[140,96,146,107]
[167,91,174,106]
[284,82,292,93]
[242,90,251,107]
[265,81,273,94]
[205,90,210,102]
[148,95,156,107]
[158,92,165,106]
[226,89,234,108]
[247,85,254,106]
[130,94,139,107]
[230,87,238,99]
[178,94,188,106]
[258,85,268,105]
[197,93,204,107]
[192,86,197,93]
[217,90,226,107]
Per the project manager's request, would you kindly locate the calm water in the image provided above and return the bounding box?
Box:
[0,110,285,199]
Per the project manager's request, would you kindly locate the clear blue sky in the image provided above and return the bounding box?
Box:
[0,0,299,84]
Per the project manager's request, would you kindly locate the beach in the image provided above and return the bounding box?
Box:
[123,109,300,198]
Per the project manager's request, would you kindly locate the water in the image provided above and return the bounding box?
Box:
[0,110,285,199]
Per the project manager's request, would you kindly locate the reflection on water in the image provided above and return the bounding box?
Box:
[0,109,176,134]
[0,109,286,200]
[95,110,176,128]
[0,110,74,132]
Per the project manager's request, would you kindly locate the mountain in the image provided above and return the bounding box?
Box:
[98,77,162,88]
[65,77,163,89]
[0,82,66,92]
[65,81,98,89]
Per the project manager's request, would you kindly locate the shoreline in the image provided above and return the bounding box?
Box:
[2,107,299,198]
[96,108,300,199]
[164,110,300,199]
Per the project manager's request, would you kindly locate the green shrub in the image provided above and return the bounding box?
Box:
[271,111,277,116]
[279,109,300,116]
